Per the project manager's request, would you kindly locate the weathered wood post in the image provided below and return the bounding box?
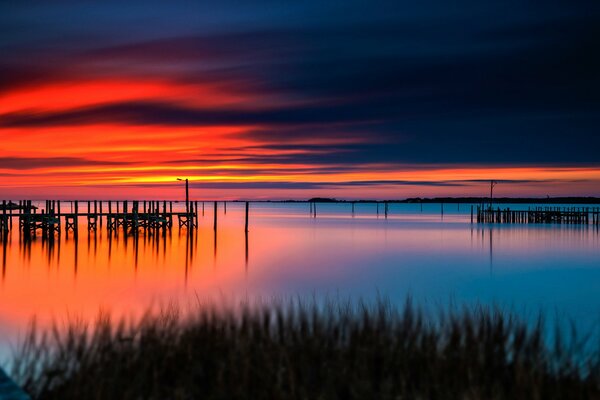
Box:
[213,201,218,231]
[245,201,249,232]
[74,200,79,235]
[57,200,61,231]
[1,200,7,233]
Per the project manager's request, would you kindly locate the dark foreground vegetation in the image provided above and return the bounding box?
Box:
[10,300,600,400]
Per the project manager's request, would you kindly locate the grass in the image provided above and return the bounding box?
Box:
[9,298,600,400]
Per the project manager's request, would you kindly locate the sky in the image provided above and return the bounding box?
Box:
[1,0,599,200]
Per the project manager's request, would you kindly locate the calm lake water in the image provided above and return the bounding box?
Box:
[1,202,599,358]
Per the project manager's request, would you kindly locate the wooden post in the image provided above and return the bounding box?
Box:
[2,200,6,233]
[245,201,249,232]
[224,201,227,215]
[213,201,218,231]
[194,201,199,227]
[470,205,473,224]
[185,179,189,214]
[74,200,79,235]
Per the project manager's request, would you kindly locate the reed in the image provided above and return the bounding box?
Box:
[9,299,600,400]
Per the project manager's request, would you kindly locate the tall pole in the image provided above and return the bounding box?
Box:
[185,179,189,214]
[490,180,497,209]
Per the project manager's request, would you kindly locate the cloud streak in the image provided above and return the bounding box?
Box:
[1,0,599,197]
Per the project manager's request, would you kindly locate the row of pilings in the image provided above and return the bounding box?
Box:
[476,206,600,225]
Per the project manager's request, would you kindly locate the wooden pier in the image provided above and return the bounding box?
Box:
[0,200,257,239]
[476,206,600,225]
[0,200,200,238]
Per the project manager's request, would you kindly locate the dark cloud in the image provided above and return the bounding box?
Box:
[0,157,132,170]
[1,0,599,167]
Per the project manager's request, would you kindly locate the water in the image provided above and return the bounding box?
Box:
[1,202,599,358]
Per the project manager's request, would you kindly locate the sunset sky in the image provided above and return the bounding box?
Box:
[1,1,599,200]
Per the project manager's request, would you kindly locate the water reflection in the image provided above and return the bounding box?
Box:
[0,203,598,351]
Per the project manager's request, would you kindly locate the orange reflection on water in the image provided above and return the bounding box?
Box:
[0,203,599,349]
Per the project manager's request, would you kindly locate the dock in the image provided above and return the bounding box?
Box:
[0,200,202,238]
[476,206,600,225]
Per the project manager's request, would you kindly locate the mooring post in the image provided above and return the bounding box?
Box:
[352,202,355,217]
[74,200,79,235]
[133,200,139,231]
[470,205,473,224]
[213,201,218,231]
[245,201,249,232]
[376,202,379,217]
[194,201,199,227]
[2,200,7,233]
[313,202,317,218]
[202,201,205,216]
[224,201,227,215]
[384,202,388,219]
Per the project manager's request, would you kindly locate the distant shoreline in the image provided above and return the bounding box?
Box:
[233,197,600,204]
[5,197,600,204]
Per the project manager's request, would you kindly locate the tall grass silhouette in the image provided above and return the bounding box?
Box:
[10,298,600,399]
